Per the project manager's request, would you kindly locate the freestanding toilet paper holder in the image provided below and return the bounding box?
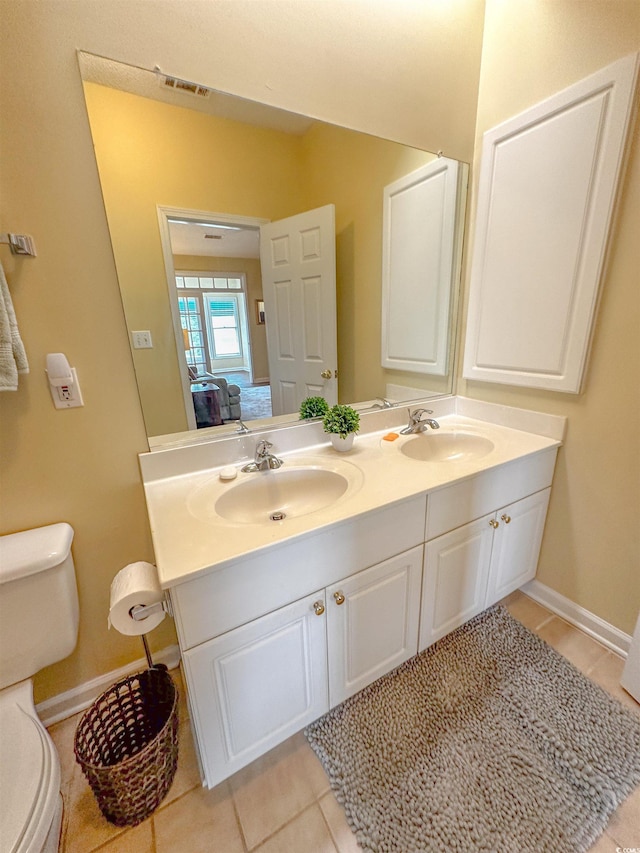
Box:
[129,598,172,623]
[129,598,173,668]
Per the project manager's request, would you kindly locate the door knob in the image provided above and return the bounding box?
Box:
[313,601,325,616]
[321,369,332,379]
[500,514,512,524]
[489,518,499,529]
[333,591,345,605]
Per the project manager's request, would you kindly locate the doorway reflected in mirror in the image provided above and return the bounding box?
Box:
[224,372,272,422]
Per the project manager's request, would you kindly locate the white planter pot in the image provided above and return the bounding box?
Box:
[330,433,354,452]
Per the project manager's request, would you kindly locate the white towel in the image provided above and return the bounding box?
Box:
[0,260,29,391]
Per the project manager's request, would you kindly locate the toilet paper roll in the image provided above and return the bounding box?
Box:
[108,561,165,636]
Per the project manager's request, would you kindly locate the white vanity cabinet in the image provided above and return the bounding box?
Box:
[168,445,559,789]
[173,496,426,787]
[183,591,329,787]
[420,515,495,649]
[483,489,551,606]
[326,546,423,707]
[419,448,557,651]
[183,545,424,787]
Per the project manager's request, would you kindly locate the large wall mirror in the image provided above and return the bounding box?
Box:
[78,52,468,446]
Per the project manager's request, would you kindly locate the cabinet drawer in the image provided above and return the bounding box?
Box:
[425,447,557,540]
[172,494,426,650]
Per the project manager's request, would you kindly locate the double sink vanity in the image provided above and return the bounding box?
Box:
[139,397,566,788]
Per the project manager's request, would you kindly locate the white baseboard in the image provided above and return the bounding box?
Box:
[38,644,181,727]
[522,580,631,658]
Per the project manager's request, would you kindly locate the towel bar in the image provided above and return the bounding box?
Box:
[0,233,37,257]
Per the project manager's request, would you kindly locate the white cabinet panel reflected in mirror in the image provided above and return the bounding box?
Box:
[78,51,469,446]
[381,157,466,385]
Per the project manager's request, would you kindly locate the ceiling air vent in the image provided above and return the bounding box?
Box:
[160,74,212,99]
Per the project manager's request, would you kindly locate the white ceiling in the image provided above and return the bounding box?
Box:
[79,51,314,135]
[79,52,313,261]
[168,220,261,259]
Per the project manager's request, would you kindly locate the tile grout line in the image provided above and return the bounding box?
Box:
[584,646,615,678]
[150,814,157,853]
[229,786,251,853]
[532,613,556,632]
[248,800,331,852]
[317,793,346,853]
[85,825,129,852]
[154,778,202,814]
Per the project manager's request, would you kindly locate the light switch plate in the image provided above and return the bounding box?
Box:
[132,330,153,349]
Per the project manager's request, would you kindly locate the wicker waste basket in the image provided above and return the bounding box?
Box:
[74,664,179,827]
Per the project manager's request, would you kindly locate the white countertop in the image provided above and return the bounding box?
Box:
[140,404,564,589]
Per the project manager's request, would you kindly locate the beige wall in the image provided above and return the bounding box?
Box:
[458,1,640,634]
[299,122,439,401]
[0,0,484,703]
[83,82,305,438]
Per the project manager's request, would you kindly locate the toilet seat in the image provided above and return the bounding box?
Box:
[0,683,61,853]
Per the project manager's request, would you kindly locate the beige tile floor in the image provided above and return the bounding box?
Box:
[49,592,640,852]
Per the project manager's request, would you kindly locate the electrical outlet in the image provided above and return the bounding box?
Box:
[50,368,84,409]
[132,330,153,349]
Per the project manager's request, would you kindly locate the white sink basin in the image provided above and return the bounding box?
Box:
[188,458,363,524]
[400,431,495,463]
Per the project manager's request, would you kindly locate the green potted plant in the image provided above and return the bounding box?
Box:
[299,396,330,420]
[322,404,360,451]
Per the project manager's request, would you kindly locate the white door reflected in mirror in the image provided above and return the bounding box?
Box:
[260,205,337,416]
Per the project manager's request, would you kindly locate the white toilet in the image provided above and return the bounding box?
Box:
[0,523,79,853]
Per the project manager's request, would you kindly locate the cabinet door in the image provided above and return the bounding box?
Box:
[462,55,638,393]
[183,592,328,788]
[420,516,494,651]
[327,546,423,707]
[485,488,551,606]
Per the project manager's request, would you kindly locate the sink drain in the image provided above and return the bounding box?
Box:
[270,511,286,521]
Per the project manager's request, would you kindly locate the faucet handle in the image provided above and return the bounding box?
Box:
[256,439,273,457]
[409,408,433,423]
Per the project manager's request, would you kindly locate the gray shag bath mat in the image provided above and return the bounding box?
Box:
[305,605,640,853]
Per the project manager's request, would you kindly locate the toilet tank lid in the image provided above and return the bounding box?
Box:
[0,523,74,584]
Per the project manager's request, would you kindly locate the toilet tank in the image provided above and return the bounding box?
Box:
[0,523,79,691]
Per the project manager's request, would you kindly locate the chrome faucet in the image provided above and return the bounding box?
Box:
[241,439,284,472]
[373,397,394,409]
[235,418,251,435]
[399,408,440,435]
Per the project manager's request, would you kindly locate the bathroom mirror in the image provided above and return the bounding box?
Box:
[78,52,468,445]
